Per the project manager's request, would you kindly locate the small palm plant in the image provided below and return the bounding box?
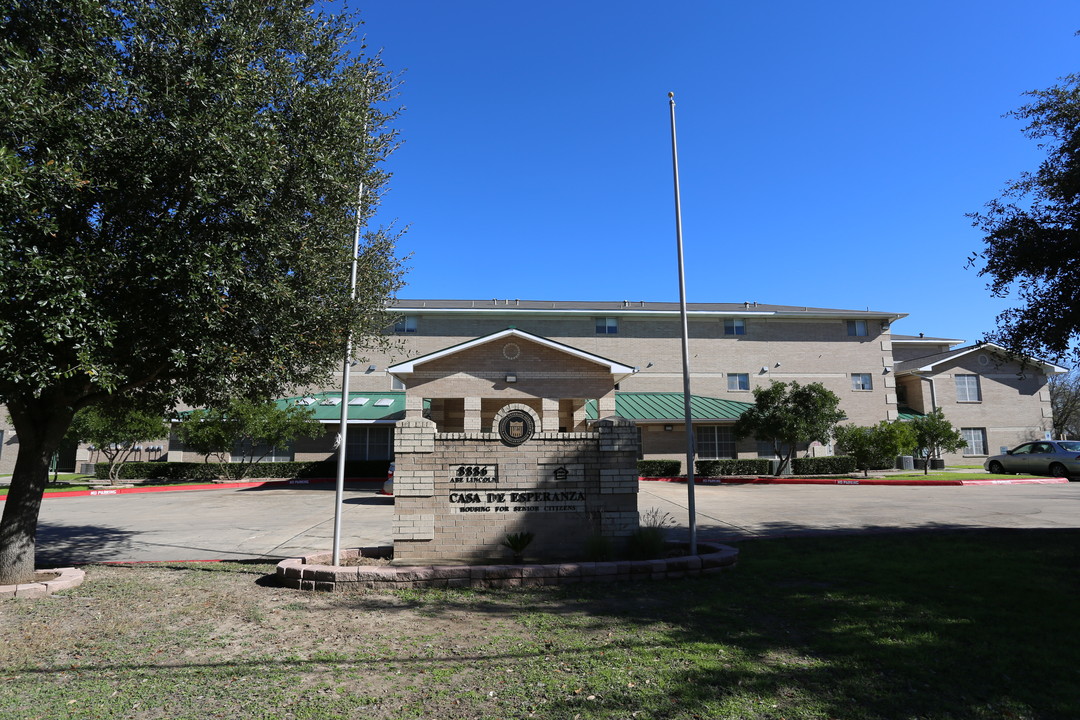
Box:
[501,531,535,563]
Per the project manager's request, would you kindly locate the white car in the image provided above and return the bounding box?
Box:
[381,462,394,495]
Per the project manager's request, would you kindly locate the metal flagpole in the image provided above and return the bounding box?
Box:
[332,183,364,566]
[668,92,697,555]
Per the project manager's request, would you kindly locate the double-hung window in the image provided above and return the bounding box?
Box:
[955,374,981,402]
[696,426,736,459]
[394,315,418,334]
[851,373,873,391]
[724,318,746,336]
[961,427,988,456]
[727,373,750,391]
[846,320,868,336]
[595,317,618,335]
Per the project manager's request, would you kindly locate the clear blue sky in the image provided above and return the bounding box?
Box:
[337,1,1078,345]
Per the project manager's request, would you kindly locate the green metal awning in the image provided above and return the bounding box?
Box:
[273,392,412,423]
[585,392,754,422]
[897,406,926,421]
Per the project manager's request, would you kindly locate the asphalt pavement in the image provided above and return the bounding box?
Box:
[28,480,1080,566]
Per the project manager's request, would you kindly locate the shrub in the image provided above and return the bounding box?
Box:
[790,456,857,475]
[93,460,391,481]
[637,460,680,477]
[695,458,772,476]
[625,508,676,560]
[583,533,614,562]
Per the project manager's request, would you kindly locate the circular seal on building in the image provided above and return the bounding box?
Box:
[498,409,535,446]
[502,342,521,360]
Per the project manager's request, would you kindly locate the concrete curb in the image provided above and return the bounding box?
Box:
[4,477,383,501]
[642,476,1070,486]
[276,542,740,591]
[0,567,85,599]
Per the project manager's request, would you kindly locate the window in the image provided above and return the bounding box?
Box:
[727,373,750,391]
[231,441,292,463]
[595,317,618,334]
[851,373,873,391]
[955,374,981,402]
[394,315,417,334]
[390,376,405,391]
[846,319,868,336]
[346,425,393,461]
[696,426,736,459]
[724,318,746,336]
[961,427,988,456]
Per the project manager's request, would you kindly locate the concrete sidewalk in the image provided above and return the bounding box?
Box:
[30,479,1080,565]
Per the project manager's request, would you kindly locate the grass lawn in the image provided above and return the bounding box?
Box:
[2,529,1078,719]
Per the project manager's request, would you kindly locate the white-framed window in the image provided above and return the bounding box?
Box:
[727,373,750,391]
[851,373,873,391]
[724,318,746,336]
[390,376,405,391]
[846,319,868,337]
[955,374,981,402]
[346,425,393,461]
[231,441,292,463]
[961,427,988,456]
[595,317,618,335]
[696,426,736,459]
[394,315,417,334]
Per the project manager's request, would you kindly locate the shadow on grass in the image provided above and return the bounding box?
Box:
[15,529,1080,719]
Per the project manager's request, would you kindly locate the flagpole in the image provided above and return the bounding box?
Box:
[669,92,697,555]
[332,182,364,565]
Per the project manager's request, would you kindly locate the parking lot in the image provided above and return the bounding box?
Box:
[29,479,1080,566]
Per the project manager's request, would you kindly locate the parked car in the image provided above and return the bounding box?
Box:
[381,462,394,495]
[983,441,1080,478]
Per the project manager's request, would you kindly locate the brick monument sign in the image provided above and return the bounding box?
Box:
[387,328,641,564]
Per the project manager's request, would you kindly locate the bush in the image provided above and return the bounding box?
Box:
[695,459,772,476]
[637,460,681,477]
[790,456,857,475]
[94,459,391,481]
[625,508,676,560]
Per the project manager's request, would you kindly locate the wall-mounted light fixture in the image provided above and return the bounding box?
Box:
[505,374,517,383]
[367,364,377,373]
[760,366,769,374]
[664,424,673,432]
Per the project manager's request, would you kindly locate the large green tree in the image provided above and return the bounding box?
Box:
[66,401,169,484]
[969,72,1080,362]
[177,398,320,481]
[909,408,966,475]
[834,420,917,477]
[0,0,403,583]
[734,381,845,476]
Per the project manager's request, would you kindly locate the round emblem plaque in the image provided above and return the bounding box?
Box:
[498,409,535,446]
[502,342,521,360]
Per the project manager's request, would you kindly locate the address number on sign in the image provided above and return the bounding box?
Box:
[449,464,499,483]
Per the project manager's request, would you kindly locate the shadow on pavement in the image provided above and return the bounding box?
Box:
[36,522,135,566]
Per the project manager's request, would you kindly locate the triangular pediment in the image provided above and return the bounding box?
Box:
[387,327,637,380]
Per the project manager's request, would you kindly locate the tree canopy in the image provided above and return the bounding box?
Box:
[834,421,916,477]
[733,381,845,475]
[177,398,321,481]
[969,72,1080,362]
[0,0,403,583]
[66,402,169,484]
[909,408,966,475]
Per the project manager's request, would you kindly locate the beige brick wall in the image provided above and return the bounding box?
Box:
[392,417,640,564]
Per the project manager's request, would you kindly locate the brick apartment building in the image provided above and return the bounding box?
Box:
[0,299,1064,475]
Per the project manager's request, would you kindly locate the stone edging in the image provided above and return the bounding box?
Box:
[276,542,738,592]
[0,567,86,599]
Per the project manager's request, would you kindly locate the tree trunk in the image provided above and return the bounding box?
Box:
[0,401,75,585]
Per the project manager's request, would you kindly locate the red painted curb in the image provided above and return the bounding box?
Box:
[0,477,384,501]
[640,476,1069,486]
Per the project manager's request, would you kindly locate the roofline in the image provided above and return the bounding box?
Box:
[391,305,906,321]
[386,327,638,378]
[894,342,1069,375]
[891,335,964,344]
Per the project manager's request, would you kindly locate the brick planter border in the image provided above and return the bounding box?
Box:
[276,542,738,591]
[0,567,86,599]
